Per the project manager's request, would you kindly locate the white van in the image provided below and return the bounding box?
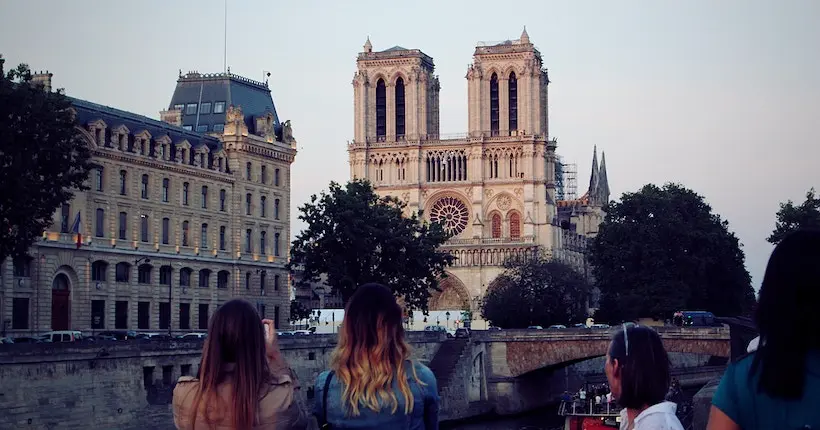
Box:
[41,331,83,343]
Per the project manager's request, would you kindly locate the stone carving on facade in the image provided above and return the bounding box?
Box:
[484,189,494,198]
[282,120,293,143]
[421,189,428,199]
[401,192,411,203]
[226,105,243,124]
[514,188,523,197]
[496,194,512,211]
[464,187,473,198]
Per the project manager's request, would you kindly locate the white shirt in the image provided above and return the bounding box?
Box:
[619,401,684,430]
[579,390,586,399]
[747,335,760,352]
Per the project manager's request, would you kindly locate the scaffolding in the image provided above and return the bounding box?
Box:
[555,156,577,201]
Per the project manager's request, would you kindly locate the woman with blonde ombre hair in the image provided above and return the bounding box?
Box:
[313,283,440,429]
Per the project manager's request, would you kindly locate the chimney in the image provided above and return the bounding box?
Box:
[160,108,183,127]
[31,71,53,92]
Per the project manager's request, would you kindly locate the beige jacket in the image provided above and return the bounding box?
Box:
[173,364,308,430]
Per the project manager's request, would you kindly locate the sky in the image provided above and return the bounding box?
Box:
[1,0,818,288]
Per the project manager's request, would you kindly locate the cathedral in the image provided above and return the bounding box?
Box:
[347,29,609,312]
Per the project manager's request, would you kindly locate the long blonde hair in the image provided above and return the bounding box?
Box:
[330,283,424,416]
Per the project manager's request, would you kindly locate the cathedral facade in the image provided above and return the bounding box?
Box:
[348,30,608,312]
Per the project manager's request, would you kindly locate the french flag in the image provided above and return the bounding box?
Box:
[71,211,82,249]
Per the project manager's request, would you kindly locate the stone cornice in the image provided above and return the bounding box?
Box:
[93,148,235,184]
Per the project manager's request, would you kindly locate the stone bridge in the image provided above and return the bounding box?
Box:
[475,326,730,377]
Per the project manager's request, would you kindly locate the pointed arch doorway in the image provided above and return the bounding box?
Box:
[51,273,71,330]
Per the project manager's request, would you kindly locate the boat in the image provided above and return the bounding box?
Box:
[558,400,621,429]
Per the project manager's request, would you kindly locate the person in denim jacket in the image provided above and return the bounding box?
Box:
[313,283,440,429]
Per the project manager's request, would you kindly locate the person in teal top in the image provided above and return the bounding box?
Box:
[709,229,820,429]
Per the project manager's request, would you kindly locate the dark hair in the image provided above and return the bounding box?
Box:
[190,299,270,429]
[751,229,820,399]
[608,325,670,409]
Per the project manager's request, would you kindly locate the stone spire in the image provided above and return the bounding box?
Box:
[597,151,610,205]
[363,36,373,53]
[520,26,530,44]
[588,146,599,204]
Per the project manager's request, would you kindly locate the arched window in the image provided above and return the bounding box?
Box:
[274,233,281,257]
[375,79,386,140]
[115,262,131,283]
[138,264,152,284]
[260,195,267,217]
[509,72,518,132]
[217,270,230,289]
[509,212,521,238]
[91,261,108,282]
[182,220,189,246]
[395,77,405,138]
[260,231,267,255]
[274,198,280,220]
[119,170,127,195]
[198,269,211,288]
[159,265,173,285]
[180,267,192,287]
[491,213,502,239]
[490,73,499,135]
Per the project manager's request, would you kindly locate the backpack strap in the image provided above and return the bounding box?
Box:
[321,371,335,429]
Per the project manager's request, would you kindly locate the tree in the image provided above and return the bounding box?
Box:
[481,255,590,328]
[0,56,92,263]
[289,300,312,326]
[589,183,755,322]
[287,179,454,310]
[768,188,820,245]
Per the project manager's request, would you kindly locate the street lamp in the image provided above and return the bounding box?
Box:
[446,311,450,329]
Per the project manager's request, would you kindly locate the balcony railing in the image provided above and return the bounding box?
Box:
[443,236,536,246]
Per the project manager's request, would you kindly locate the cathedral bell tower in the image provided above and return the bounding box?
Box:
[352,38,440,144]
[466,27,549,138]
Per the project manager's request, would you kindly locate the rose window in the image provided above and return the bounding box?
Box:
[430,196,469,236]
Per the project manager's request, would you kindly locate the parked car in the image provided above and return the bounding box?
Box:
[135,333,173,340]
[455,328,471,338]
[590,323,611,329]
[12,336,43,344]
[527,325,544,330]
[488,326,502,331]
[547,325,567,330]
[0,337,13,344]
[97,330,138,340]
[41,331,84,343]
[177,332,207,340]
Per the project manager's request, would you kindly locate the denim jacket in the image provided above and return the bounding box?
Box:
[313,361,439,429]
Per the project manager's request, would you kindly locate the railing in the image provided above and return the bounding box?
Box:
[444,236,536,246]
[348,131,549,147]
[558,400,621,417]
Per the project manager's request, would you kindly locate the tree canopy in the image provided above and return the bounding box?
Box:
[589,183,756,322]
[289,300,312,325]
[287,179,454,310]
[768,188,820,245]
[481,255,590,328]
[0,56,92,263]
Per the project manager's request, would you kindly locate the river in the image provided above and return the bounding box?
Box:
[441,404,565,430]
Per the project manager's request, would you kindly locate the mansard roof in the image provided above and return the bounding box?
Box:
[168,71,281,137]
[70,97,221,151]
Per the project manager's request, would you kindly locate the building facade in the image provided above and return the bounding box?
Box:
[0,71,297,336]
[347,30,608,312]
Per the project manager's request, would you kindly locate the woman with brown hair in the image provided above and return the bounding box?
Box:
[314,283,439,429]
[173,299,307,429]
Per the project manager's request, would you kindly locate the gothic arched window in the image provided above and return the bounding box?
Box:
[376,79,386,140]
[509,212,521,238]
[491,213,502,239]
[395,77,405,138]
[490,73,499,135]
[509,72,518,132]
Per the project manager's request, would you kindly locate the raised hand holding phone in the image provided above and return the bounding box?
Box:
[261,319,286,372]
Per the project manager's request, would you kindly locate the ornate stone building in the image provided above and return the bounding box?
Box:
[0,71,297,336]
[347,30,608,312]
